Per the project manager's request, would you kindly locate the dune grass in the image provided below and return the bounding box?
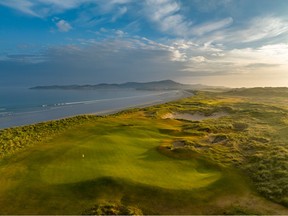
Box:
[148,88,288,207]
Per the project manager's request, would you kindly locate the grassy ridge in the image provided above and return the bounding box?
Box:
[0,88,288,214]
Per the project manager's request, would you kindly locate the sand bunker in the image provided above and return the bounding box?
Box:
[172,140,186,148]
[163,111,229,121]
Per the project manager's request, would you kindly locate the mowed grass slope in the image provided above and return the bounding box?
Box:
[0,116,226,214]
[41,119,220,188]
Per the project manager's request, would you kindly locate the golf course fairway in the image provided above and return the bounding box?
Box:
[0,117,224,214]
[41,119,221,188]
[1,89,288,214]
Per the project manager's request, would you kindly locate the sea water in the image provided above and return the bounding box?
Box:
[0,87,162,115]
[0,87,187,129]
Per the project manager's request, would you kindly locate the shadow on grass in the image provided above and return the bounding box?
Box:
[55,176,230,214]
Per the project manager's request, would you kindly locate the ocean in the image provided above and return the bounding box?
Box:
[0,87,188,129]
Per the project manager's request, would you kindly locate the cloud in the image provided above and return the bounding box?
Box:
[190,56,207,63]
[225,44,288,66]
[181,42,288,80]
[0,36,187,86]
[233,16,288,43]
[191,0,233,12]
[37,0,89,9]
[1,34,288,87]
[0,0,39,17]
[5,34,287,78]
[0,0,131,18]
[0,54,48,64]
[111,6,127,22]
[56,19,72,32]
[96,0,132,12]
[191,17,233,36]
[84,28,129,40]
[1,0,288,87]
[144,0,191,36]
[170,49,187,62]
[245,63,280,68]
[0,0,89,17]
[144,0,234,37]
[198,16,288,46]
[147,0,180,22]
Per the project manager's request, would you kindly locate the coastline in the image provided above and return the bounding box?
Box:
[0,90,192,130]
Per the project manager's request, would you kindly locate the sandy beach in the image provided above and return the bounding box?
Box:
[0,90,192,129]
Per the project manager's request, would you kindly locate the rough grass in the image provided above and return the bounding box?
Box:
[0,88,288,214]
[148,88,288,207]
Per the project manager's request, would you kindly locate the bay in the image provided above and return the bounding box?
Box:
[0,87,189,129]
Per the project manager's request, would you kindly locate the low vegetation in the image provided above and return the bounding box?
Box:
[0,87,288,214]
[148,88,288,207]
[0,115,100,158]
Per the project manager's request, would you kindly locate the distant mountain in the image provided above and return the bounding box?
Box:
[30,80,225,91]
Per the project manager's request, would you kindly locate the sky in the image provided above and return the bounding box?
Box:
[0,0,288,87]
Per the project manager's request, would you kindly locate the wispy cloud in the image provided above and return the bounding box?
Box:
[240,16,288,43]
[0,0,86,17]
[144,0,234,37]
[1,54,48,64]
[198,16,288,46]
[111,6,127,22]
[146,0,180,22]
[0,0,131,18]
[191,0,233,12]
[97,0,132,12]
[191,17,233,36]
[245,63,280,68]
[0,0,39,17]
[37,0,89,10]
[144,0,190,36]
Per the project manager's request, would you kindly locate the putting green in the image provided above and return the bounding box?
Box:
[41,119,221,189]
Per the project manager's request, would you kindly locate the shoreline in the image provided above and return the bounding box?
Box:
[0,90,193,130]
